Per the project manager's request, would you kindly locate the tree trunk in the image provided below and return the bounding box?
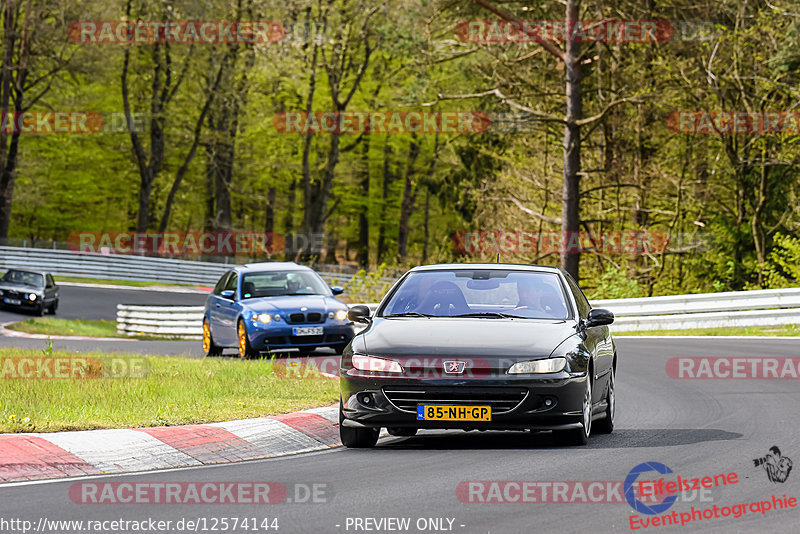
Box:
[561,0,582,281]
[377,138,393,264]
[357,134,370,268]
[397,137,421,262]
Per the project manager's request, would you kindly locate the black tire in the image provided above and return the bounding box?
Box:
[557,374,592,446]
[332,343,347,355]
[237,319,258,359]
[202,318,223,357]
[48,299,58,315]
[35,303,45,316]
[339,401,379,448]
[594,367,615,434]
[387,427,417,437]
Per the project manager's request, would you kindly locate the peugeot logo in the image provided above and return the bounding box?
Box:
[443,360,467,374]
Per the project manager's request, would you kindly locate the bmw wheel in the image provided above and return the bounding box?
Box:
[203,318,223,357]
[237,319,258,359]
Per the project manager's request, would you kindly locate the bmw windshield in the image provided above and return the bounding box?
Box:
[379,269,571,319]
[1,270,44,288]
[240,270,330,299]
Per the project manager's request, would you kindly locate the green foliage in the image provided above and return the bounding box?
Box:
[758,233,800,289]
[587,266,647,300]
[336,264,395,303]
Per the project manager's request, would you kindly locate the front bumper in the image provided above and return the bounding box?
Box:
[247,322,355,350]
[340,373,588,431]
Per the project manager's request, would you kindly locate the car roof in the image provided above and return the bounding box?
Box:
[232,262,313,273]
[408,263,563,274]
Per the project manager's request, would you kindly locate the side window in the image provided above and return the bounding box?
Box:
[564,273,591,318]
[213,272,231,296]
[46,274,55,287]
[224,273,239,297]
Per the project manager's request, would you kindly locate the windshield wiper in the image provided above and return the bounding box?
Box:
[383,312,432,318]
[452,312,526,319]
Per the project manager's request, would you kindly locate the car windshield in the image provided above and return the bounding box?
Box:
[1,270,44,288]
[240,270,330,299]
[380,269,570,319]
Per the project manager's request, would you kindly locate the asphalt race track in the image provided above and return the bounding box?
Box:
[0,283,208,323]
[1,337,799,533]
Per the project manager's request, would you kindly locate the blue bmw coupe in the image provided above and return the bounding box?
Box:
[203,262,355,358]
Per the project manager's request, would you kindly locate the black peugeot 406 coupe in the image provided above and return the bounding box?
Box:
[339,264,617,447]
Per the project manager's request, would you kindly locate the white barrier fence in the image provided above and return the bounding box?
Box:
[116,288,800,339]
[0,245,396,287]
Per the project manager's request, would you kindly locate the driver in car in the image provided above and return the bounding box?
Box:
[513,280,544,312]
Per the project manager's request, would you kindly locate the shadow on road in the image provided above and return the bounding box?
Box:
[376,427,742,450]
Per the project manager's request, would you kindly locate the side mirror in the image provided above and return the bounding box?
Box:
[331,286,344,296]
[220,290,235,300]
[347,305,371,324]
[585,308,614,327]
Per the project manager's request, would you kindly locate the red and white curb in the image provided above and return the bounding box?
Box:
[0,406,340,483]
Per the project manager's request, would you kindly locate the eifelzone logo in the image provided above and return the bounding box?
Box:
[753,446,793,483]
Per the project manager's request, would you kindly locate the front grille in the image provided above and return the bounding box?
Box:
[288,312,324,324]
[2,290,21,299]
[382,386,528,414]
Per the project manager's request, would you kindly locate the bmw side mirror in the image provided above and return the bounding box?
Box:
[220,290,235,299]
[331,286,345,295]
[348,305,371,324]
[585,308,614,327]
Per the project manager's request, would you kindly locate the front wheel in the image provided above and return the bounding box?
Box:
[237,320,258,359]
[48,299,58,315]
[556,374,592,446]
[594,367,615,434]
[339,401,379,448]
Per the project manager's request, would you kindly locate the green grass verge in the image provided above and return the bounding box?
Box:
[0,347,338,433]
[5,317,183,340]
[614,325,800,337]
[52,275,200,288]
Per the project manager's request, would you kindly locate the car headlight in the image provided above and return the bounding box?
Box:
[352,354,403,373]
[254,313,271,324]
[335,309,348,321]
[28,293,37,301]
[507,357,567,374]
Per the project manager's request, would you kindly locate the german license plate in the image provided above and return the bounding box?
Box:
[3,298,21,305]
[417,405,491,421]
[292,326,323,336]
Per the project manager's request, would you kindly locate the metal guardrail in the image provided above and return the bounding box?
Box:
[0,246,396,287]
[116,288,800,340]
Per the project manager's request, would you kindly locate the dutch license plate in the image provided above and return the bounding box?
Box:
[3,298,21,305]
[417,405,491,421]
[292,326,323,336]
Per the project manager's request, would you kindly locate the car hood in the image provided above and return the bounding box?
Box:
[241,295,346,314]
[0,283,42,293]
[361,318,576,358]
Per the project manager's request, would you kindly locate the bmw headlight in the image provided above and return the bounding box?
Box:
[28,293,37,301]
[508,357,567,374]
[335,309,348,321]
[254,313,272,324]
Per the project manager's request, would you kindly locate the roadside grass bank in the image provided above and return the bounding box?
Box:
[52,275,198,288]
[4,318,184,340]
[614,325,800,337]
[0,348,338,433]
